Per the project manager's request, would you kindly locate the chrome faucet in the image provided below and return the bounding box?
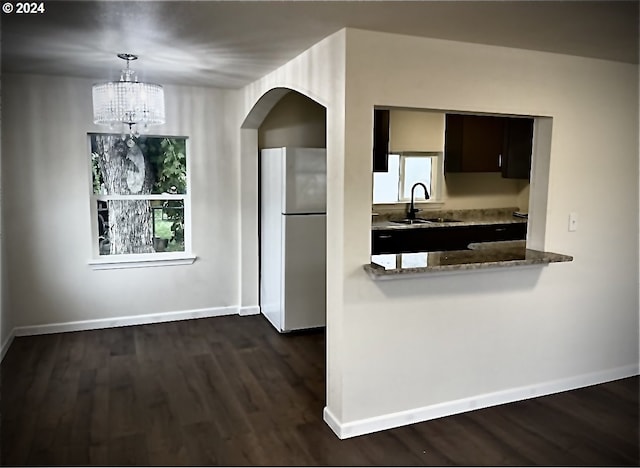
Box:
[407,182,430,219]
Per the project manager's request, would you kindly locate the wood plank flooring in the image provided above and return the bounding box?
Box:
[1,314,638,466]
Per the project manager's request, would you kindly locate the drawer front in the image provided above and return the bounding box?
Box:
[436,223,526,248]
[372,230,413,254]
[372,231,391,255]
[468,223,527,243]
[372,228,462,254]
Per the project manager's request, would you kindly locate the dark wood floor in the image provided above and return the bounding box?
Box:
[1,314,638,466]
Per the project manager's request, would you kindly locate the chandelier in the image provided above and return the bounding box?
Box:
[92,53,165,137]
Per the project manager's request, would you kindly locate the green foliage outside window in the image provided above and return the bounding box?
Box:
[142,137,187,244]
[140,137,187,194]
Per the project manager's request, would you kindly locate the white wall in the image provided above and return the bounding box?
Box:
[389,109,444,152]
[2,74,241,332]
[442,172,528,210]
[339,29,639,429]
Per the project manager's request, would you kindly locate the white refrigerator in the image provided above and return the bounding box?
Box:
[260,147,327,332]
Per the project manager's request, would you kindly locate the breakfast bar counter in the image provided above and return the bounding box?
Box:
[364,240,573,280]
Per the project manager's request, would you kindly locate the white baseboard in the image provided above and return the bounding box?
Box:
[323,406,343,438]
[1,329,15,361]
[239,305,260,316]
[12,305,240,337]
[324,363,640,439]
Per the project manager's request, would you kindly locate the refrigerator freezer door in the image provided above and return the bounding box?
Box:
[282,214,326,331]
[283,148,326,214]
[261,148,285,213]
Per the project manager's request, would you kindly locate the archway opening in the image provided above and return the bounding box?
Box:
[240,87,328,412]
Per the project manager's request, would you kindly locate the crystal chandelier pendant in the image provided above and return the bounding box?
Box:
[92,53,165,140]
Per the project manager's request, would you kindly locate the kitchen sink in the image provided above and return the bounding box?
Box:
[391,217,462,225]
[392,219,431,224]
[422,217,462,223]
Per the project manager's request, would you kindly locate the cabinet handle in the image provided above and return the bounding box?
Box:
[498,154,502,168]
[495,228,506,232]
[378,235,392,239]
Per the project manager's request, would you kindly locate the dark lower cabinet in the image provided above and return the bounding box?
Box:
[371,223,527,255]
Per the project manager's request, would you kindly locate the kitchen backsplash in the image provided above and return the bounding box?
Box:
[372,206,523,223]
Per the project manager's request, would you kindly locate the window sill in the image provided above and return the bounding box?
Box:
[88,253,197,270]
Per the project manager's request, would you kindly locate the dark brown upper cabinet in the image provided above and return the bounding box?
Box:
[445,114,504,173]
[501,117,534,179]
[445,114,534,179]
[373,109,390,172]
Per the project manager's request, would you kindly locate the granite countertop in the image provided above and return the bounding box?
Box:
[364,240,573,280]
[371,207,527,231]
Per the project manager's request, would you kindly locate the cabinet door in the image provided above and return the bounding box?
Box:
[373,109,390,172]
[462,115,505,172]
[502,118,534,179]
[444,114,464,172]
[445,114,505,173]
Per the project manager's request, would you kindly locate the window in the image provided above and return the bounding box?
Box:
[373,151,443,204]
[89,134,193,268]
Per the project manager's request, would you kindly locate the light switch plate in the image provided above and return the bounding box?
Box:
[569,212,578,232]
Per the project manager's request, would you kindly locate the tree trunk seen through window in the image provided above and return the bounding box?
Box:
[94,135,154,254]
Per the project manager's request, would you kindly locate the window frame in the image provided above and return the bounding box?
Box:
[373,151,444,205]
[87,133,195,270]
[397,151,443,202]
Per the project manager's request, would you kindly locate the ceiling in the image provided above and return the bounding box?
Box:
[2,0,638,88]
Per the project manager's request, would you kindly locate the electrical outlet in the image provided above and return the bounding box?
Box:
[569,212,578,232]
